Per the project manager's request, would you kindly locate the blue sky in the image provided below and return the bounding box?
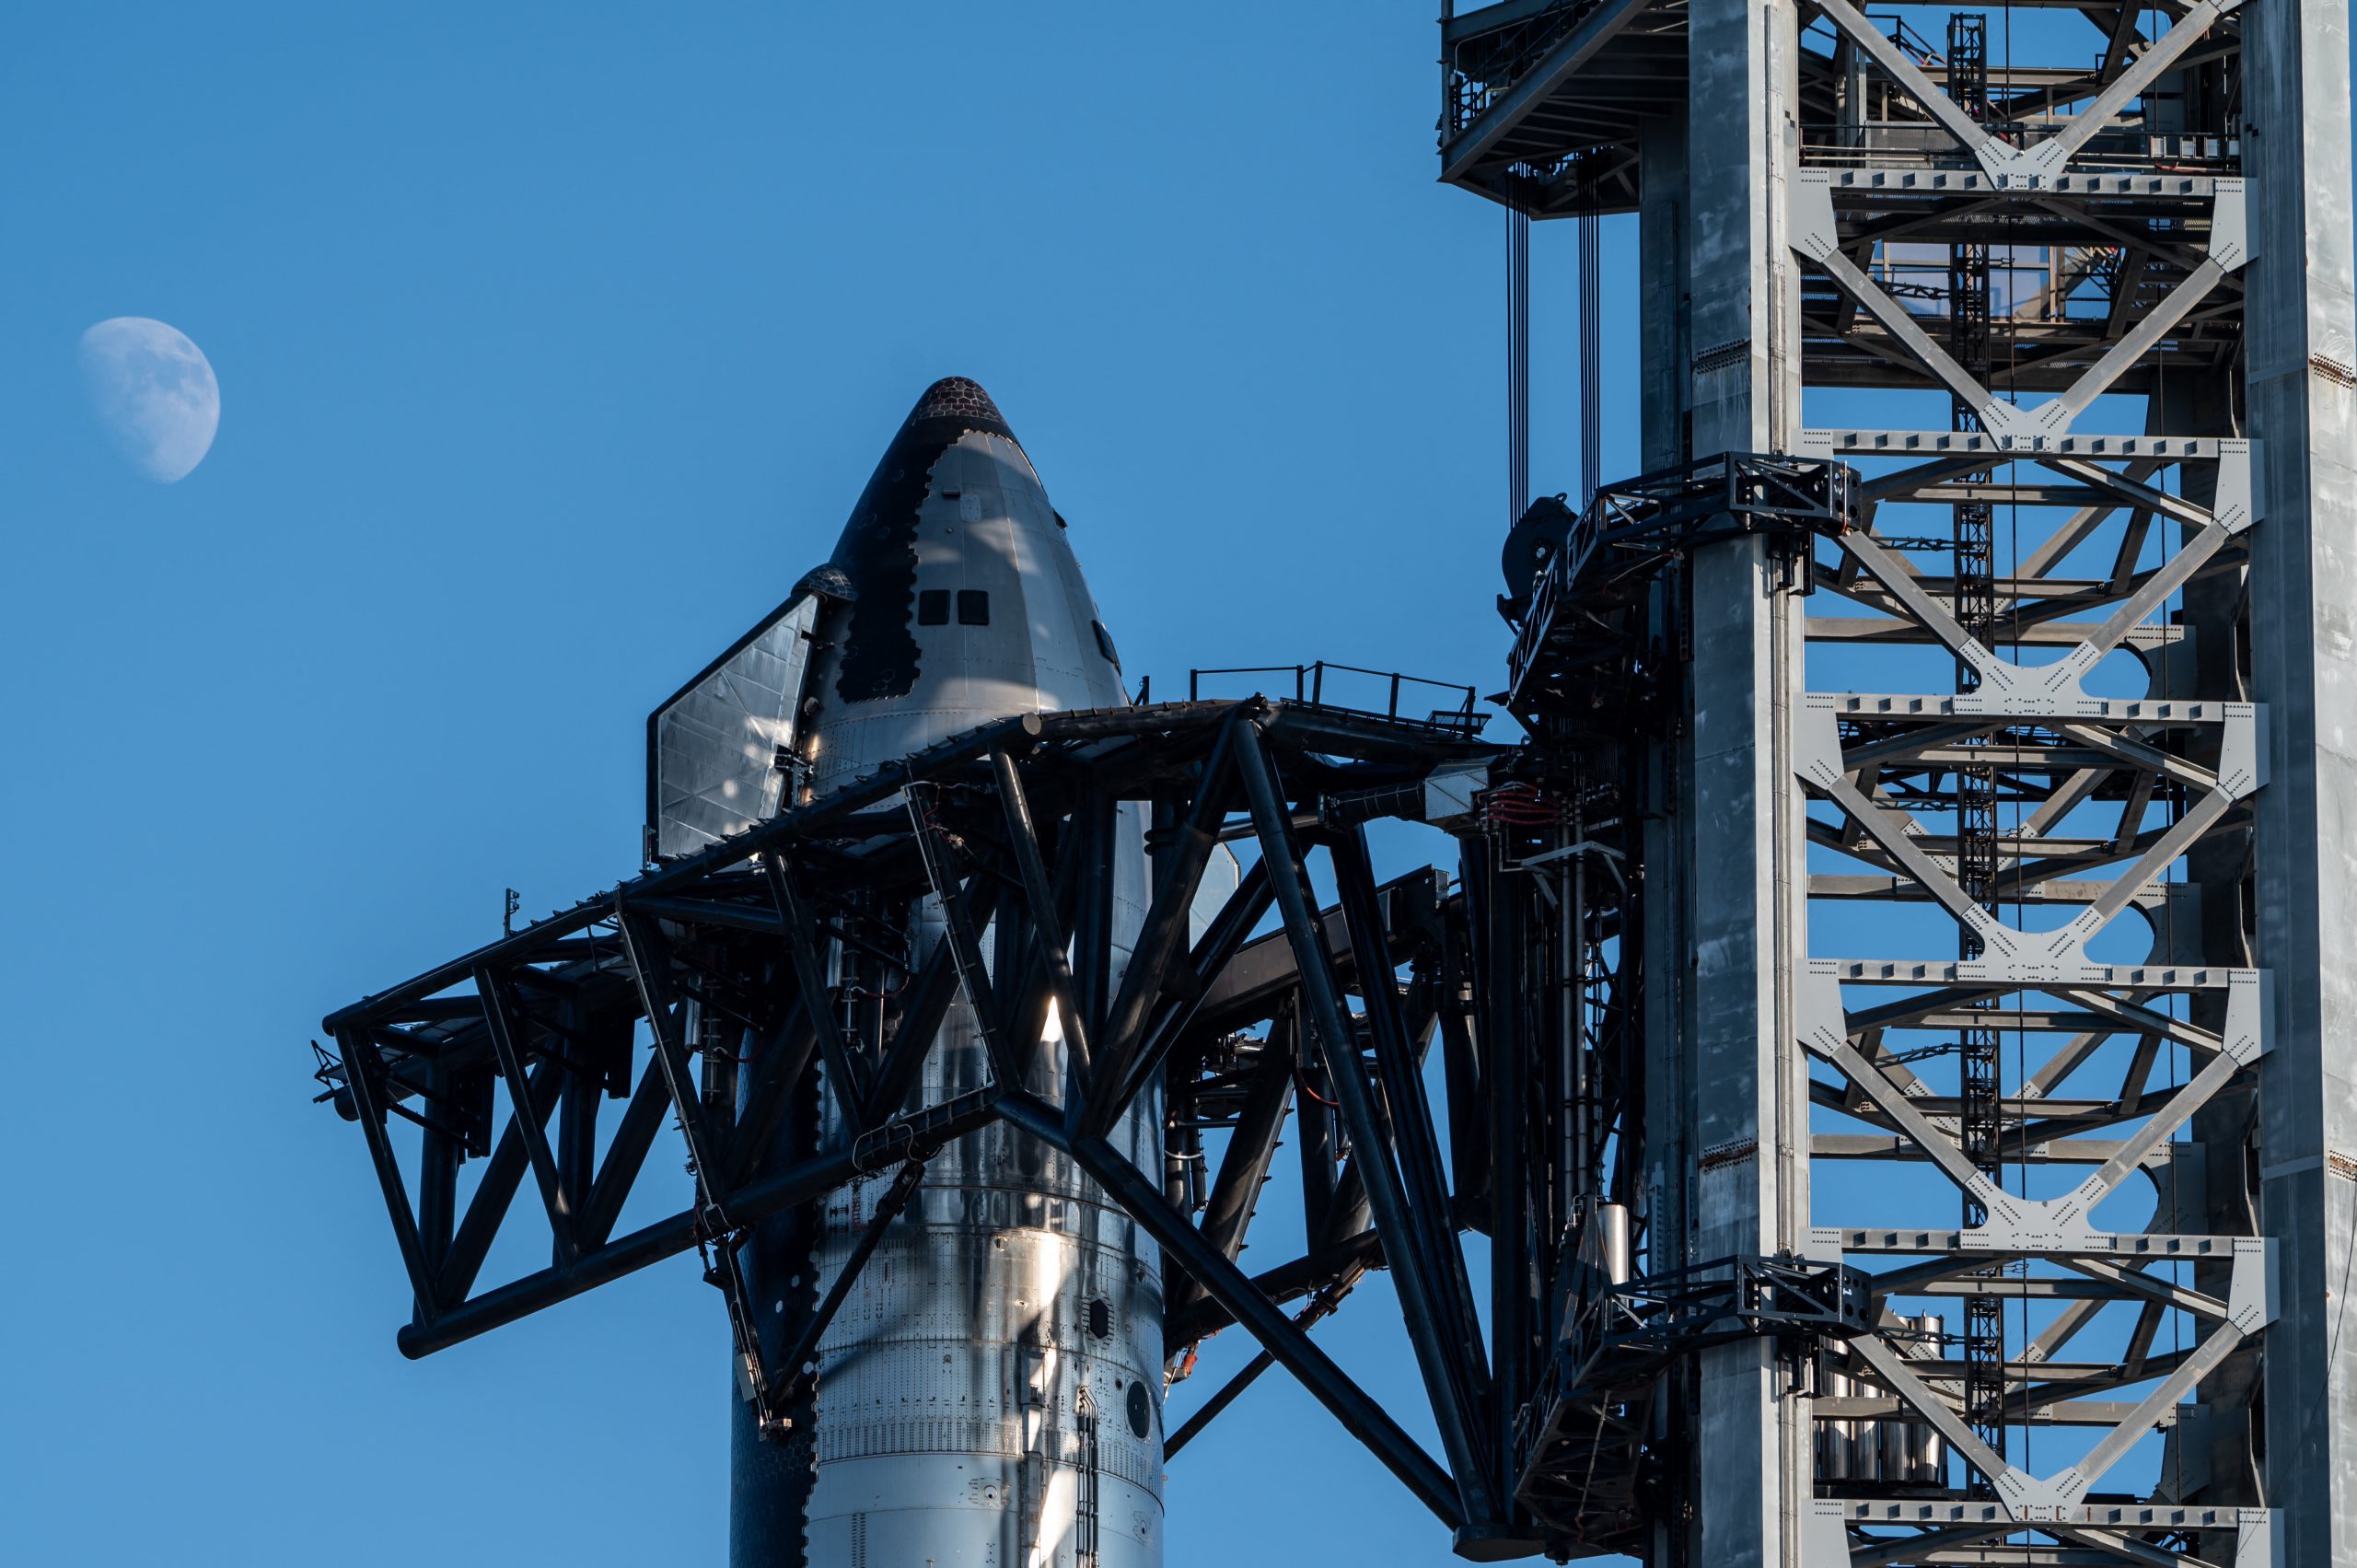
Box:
[0,6,1639,1564]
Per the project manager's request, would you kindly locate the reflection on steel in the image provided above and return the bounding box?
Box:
[648,591,823,861]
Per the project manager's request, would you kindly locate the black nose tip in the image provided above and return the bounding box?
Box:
[907,377,1013,437]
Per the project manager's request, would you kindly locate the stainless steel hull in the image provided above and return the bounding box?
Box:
[696,378,1162,1566]
[800,972,1163,1567]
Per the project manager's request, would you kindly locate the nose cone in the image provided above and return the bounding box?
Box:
[826,377,1055,708]
[805,375,1126,789]
[902,376,1015,439]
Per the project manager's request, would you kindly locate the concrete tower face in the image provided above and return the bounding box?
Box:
[734,379,1163,1568]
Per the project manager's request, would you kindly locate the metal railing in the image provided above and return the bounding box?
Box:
[1188,662,1482,737]
[1443,0,1617,145]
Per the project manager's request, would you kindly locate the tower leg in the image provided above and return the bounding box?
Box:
[2247,5,2357,1563]
[1672,5,1810,1562]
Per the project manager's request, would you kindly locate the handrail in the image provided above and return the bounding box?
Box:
[1188,662,1482,735]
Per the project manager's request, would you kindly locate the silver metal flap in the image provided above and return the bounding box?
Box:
[648,593,820,860]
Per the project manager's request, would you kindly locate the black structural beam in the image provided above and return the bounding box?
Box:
[995,1091,1463,1530]
[1232,720,1503,1530]
[396,1089,1003,1358]
[317,691,1522,1554]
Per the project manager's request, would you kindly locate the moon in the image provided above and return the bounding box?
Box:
[79,317,220,482]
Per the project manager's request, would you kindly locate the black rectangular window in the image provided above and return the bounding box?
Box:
[957,589,990,626]
[917,589,949,626]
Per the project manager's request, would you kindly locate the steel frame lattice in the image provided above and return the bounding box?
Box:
[313,694,1608,1559]
[1446,0,2353,1562]
[1788,6,2276,1562]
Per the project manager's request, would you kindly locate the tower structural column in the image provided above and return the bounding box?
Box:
[2245,5,2357,1563]
[1666,3,1813,1563]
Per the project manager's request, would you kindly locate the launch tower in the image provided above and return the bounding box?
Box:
[1443,0,2352,1561]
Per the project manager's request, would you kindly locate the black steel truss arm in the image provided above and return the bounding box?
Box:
[991,747,1097,1107]
[437,1056,563,1307]
[333,1026,440,1324]
[580,1053,673,1250]
[724,1154,930,1440]
[615,909,735,1229]
[761,854,872,1126]
[475,965,577,1266]
[724,998,817,1191]
[860,881,993,1125]
[1163,1260,1367,1461]
[1172,1005,1299,1320]
[1084,714,1242,1138]
[395,1089,1004,1358]
[320,696,1524,1531]
[906,783,1028,1090]
[1108,855,1275,1123]
[1333,825,1499,1470]
[995,1090,1465,1531]
[1232,718,1504,1530]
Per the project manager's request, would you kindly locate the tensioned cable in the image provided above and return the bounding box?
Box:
[1509,185,1533,530]
[1577,152,1601,502]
